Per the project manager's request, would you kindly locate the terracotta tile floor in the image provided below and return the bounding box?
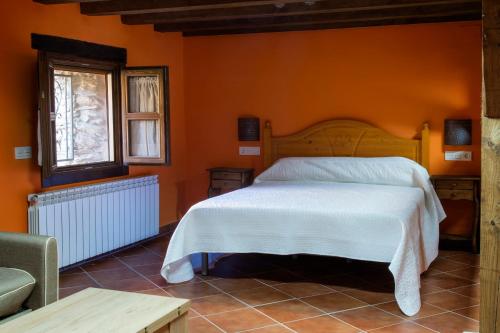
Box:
[60,235,480,332]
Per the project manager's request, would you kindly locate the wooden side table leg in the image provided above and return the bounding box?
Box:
[169,313,188,333]
[202,253,209,276]
[156,313,188,333]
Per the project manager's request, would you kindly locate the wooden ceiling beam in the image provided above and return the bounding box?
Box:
[153,3,480,32]
[122,0,480,25]
[34,0,104,4]
[178,12,478,36]
[80,0,306,16]
[179,12,479,36]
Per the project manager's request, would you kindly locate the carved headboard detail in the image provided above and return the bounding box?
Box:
[263,119,429,169]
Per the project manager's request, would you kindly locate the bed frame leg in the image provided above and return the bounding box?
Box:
[202,253,209,276]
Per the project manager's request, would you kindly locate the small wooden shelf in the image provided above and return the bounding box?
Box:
[207,167,254,198]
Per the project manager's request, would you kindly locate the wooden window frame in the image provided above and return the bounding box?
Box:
[38,51,128,187]
[121,66,171,165]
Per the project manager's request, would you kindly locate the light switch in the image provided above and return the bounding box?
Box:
[15,146,32,160]
[239,146,261,156]
[444,151,472,161]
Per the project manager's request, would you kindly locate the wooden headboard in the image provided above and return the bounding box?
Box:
[263,119,429,169]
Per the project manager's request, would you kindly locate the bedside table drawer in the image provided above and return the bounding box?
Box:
[211,172,242,181]
[211,180,242,189]
[436,189,474,200]
[436,180,474,190]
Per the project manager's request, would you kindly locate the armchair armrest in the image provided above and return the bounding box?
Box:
[0,232,58,310]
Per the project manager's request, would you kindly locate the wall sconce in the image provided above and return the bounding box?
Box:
[238,117,260,141]
[444,119,472,145]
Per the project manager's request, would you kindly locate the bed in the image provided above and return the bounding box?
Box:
[161,120,445,316]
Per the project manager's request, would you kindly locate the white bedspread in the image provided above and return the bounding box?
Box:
[161,157,445,316]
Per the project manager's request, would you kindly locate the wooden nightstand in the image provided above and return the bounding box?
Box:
[202,167,254,275]
[207,167,254,198]
[431,175,481,253]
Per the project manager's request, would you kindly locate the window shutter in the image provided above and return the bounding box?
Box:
[121,67,170,165]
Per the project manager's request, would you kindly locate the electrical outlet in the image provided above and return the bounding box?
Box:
[14,146,32,160]
[239,146,260,156]
[444,151,472,161]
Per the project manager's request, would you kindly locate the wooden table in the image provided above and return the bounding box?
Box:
[0,288,190,333]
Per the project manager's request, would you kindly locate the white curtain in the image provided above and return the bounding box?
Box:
[128,77,160,157]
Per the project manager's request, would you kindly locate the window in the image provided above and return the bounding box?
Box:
[53,68,115,167]
[35,34,170,187]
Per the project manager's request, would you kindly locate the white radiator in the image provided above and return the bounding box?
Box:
[28,175,159,268]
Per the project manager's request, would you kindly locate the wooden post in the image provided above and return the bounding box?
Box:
[481,0,500,331]
[263,121,272,168]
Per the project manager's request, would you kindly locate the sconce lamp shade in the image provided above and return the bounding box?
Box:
[444,119,472,145]
[238,117,260,141]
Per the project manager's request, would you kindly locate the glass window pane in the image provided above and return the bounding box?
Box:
[128,120,160,157]
[127,76,159,113]
[53,69,114,167]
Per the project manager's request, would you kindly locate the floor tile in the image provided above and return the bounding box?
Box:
[256,299,323,322]
[144,274,170,287]
[342,286,395,305]
[454,305,480,321]
[369,321,435,332]
[88,267,140,283]
[188,317,222,333]
[447,266,480,283]
[130,262,163,276]
[59,273,99,289]
[421,272,475,290]
[99,276,157,292]
[446,253,480,266]
[207,308,275,332]
[414,312,479,333]
[419,281,443,295]
[428,258,470,272]
[165,281,221,299]
[273,282,332,298]
[422,291,478,311]
[229,286,292,306]
[285,315,360,333]
[119,253,163,267]
[143,242,168,255]
[376,301,445,319]
[333,306,404,331]
[190,294,247,315]
[245,325,294,332]
[187,308,201,319]
[208,278,266,292]
[82,257,128,272]
[302,292,367,313]
[451,283,480,301]
[438,249,467,258]
[136,288,171,297]
[59,286,89,299]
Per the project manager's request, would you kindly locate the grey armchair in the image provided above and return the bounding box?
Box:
[0,232,58,321]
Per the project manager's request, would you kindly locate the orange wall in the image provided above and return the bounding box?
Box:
[184,22,482,207]
[0,1,186,232]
